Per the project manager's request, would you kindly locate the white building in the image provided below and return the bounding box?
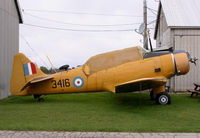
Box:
[154,0,200,91]
[0,0,23,99]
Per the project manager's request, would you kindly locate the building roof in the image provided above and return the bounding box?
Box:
[154,0,200,38]
[14,0,23,23]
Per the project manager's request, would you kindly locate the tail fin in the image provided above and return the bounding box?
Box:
[10,53,45,95]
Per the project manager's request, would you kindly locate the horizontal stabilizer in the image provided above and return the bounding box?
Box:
[21,75,53,91]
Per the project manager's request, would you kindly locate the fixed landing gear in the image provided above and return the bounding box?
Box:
[33,95,44,102]
[150,86,171,105]
[38,98,44,102]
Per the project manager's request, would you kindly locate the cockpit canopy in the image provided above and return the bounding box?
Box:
[83,46,146,75]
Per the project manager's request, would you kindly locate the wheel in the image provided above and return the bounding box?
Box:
[38,98,44,102]
[156,92,171,105]
[34,95,41,99]
[150,90,155,100]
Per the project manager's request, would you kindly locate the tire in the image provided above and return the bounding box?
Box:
[38,98,44,102]
[33,95,41,99]
[156,92,171,105]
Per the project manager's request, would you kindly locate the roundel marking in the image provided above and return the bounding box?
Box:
[73,77,84,88]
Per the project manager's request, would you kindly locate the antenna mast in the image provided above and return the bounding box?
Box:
[143,0,148,50]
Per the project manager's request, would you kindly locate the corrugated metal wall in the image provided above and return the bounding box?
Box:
[173,29,200,91]
[0,0,19,99]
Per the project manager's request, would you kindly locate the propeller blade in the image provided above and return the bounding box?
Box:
[189,57,198,66]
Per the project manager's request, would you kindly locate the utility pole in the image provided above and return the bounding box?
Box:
[143,0,148,50]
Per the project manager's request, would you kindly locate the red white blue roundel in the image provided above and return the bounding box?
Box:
[73,77,84,88]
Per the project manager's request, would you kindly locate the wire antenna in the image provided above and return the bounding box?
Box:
[46,56,57,73]
[20,34,50,68]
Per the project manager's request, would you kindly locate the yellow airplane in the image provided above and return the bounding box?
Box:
[10,46,192,104]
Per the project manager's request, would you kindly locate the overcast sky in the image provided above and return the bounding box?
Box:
[19,0,159,69]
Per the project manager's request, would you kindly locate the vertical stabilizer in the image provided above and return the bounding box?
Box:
[10,53,45,95]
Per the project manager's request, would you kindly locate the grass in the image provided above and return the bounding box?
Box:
[0,92,200,132]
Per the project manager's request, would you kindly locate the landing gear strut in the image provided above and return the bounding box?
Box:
[151,86,171,105]
[33,95,44,102]
[150,90,155,101]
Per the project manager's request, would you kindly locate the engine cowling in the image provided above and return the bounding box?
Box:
[174,52,190,76]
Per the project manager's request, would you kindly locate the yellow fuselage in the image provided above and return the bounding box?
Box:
[23,52,188,96]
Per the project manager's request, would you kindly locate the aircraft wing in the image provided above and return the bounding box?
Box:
[115,78,167,93]
[21,75,54,91]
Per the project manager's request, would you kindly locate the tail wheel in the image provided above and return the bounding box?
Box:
[38,98,44,102]
[156,92,171,105]
[33,95,44,102]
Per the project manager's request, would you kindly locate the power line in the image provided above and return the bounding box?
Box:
[20,34,50,68]
[147,7,157,15]
[24,9,154,18]
[23,12,141,27]
[154,0,160,2]
[147,19,156,25]
[23,23,135,32]
[147,7,157,12]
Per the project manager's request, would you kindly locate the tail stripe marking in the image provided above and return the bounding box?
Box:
[28,63,32,75]
[23,64,29,76]
[31,62,37,74]
[23,62,37,76]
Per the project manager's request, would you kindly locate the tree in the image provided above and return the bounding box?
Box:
[40,66,49,74]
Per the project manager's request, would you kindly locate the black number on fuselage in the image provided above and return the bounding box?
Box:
[57,80,62,88]
[62,79,65,87]
[51,79,70,88]
[65,79,70,87]
[51,80,57,88]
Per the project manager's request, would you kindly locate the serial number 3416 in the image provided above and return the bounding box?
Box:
[51,79,70,88]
